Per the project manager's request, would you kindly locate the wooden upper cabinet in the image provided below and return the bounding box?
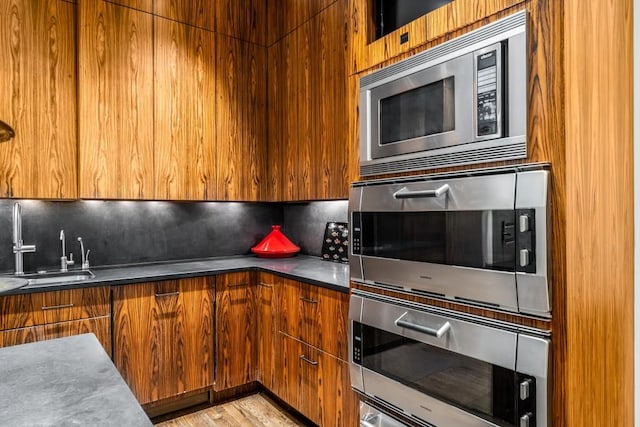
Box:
[154,0,215,31]
[215,34,267,201]
[348,0,524,74]
[269,0,349,201]
[78,0,154,199]
[0,0,77,199]
[154,16,216,200]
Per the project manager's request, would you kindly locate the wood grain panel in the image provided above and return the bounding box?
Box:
[267,0,336,46]
[256,273,281,393]
[215,34,267,201]
[266,40,284,201]
[215,0,267,46]
[0,0,77,199]
[0,287,110,330]
[0,316,112,356]
[78,0,154,199]
[215,272,257,391]
[154,17,216,200]
[113,278,214,405]
[348,0,523,74]
[563,0,633,426]
[352,282,551,330]
[316,349,359,427]
[154,0,214,31]
[281,32,300,201]
[105,0,153,14]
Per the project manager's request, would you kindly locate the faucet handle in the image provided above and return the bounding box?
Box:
[83,250,91,270]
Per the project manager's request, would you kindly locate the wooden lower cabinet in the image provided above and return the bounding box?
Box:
[112,277,214,405]
[214,272,257,391]
[0,316,112,356]
[0,286,111,355]
[256,273,281,393]
[278,332,358,427]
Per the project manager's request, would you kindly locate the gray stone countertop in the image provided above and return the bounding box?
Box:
[0,334,152,427]
[6,255,350,295]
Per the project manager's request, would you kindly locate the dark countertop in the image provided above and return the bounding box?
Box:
[0,334,152,427]
[5,255,350,295]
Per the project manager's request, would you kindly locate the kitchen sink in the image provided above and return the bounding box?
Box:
[23,270,95,287]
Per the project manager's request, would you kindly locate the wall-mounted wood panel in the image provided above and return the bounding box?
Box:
[79,0,154,199]
[267,0,336,46]
[106,0,152,14]
[0,0,77,199]
[215,0,267,46]
[154,17,216,200]
[215,34,266,201]
[564,0,634,425]
[154,0,214,31]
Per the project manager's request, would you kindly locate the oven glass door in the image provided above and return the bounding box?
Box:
[356,321,517,426]
[358,210,516,272]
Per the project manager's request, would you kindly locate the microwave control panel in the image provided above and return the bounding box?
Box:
[475,44,501,138]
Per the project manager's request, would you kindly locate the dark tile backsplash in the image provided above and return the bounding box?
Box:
[282,201,348,256]
[0,199,348,274]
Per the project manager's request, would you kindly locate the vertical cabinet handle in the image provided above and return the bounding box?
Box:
[299,354,318,366]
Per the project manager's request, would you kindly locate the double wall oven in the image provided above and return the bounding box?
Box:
[348,165,552,427]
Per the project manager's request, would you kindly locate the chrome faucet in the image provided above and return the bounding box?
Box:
[12,202,36,275]
[59,230,74,272]
[77,237,90,270]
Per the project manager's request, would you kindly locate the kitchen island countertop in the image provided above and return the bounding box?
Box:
[0,334,152,427]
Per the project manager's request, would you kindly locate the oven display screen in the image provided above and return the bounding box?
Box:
[357,321,517,426]
[359,210,516,271]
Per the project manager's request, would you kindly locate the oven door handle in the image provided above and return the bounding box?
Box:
[392,184,450,199]
[395,312,451,338]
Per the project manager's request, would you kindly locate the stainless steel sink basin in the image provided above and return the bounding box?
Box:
[23,270,95,287]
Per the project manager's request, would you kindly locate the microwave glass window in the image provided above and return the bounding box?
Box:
[360,210,515,271]
[379,77,455,145]
[357,321,516,425]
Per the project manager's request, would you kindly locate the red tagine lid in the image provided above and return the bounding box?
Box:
[251,225,300,258]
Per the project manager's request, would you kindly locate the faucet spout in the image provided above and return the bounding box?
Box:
[12,202,36,275]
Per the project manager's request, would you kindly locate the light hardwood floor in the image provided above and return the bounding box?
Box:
[155,393,310,426]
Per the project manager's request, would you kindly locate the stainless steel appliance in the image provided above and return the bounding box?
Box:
[359,11,527,176]
[350,292,550,427]
[349,164,550,317]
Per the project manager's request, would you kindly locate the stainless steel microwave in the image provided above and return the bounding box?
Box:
[349,164,551,318]
[359,11,528,176]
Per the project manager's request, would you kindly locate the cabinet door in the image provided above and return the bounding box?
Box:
[154,16,216,200]
[316,349,360,427]
[215,34,267,201]
[78,0,154,199]
[0,316,112,357]
[0,0,77,199]
[256,273,281,392]
[215,271,256,391]
[113,277,214,404]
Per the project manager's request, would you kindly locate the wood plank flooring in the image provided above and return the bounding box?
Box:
[155,393,310,426]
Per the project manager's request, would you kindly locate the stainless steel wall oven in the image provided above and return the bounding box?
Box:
[349,164,551,318]
[350,292,550,427]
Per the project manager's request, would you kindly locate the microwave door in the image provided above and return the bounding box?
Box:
[368,53,474,160]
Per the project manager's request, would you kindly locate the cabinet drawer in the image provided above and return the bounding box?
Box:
[0,287,110,331]
[278,332,358,427]
[0,316,112,356]
[279,279,349,360]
